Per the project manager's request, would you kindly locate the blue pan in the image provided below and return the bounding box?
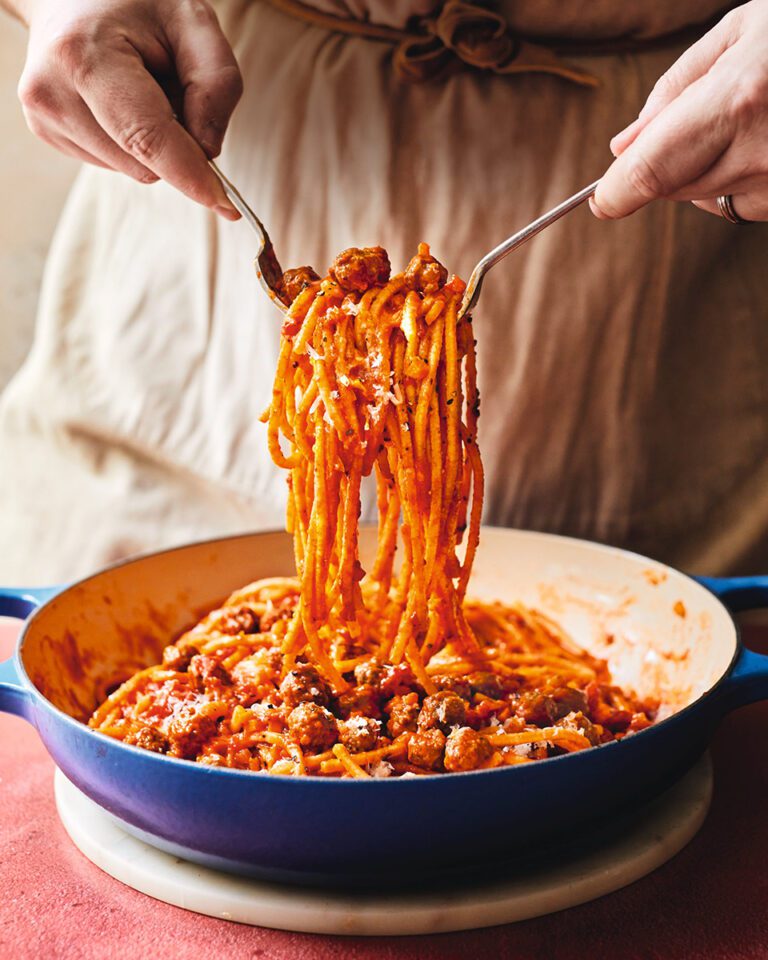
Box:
[1,527,767,884]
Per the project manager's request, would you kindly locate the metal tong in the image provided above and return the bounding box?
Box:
[209,160,599,318]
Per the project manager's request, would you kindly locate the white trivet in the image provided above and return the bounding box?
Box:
[54,755,711,936]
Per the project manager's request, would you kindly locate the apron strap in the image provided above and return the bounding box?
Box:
[265,0,733,87]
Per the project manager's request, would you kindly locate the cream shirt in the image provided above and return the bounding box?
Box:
[1,0,766,584]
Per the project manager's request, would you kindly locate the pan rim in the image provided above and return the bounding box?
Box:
[12,526,741,785]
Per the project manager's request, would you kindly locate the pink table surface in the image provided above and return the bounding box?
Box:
[3,619,768,960]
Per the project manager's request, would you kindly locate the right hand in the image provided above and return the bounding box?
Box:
[15,0,243,218]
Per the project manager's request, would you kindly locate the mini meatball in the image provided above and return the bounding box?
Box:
[279,664,332,709]
[417,691,467,733]
[443,727,493,772]
[407,729,446,771]
[432,675,473,700]
[188,654,231,691]
[468,672,508,699]
[520,681,587,726]
[338,716,380,753]
[557,710,601,746]
[404,249,448,294]
[336,683,382,720]
[330,246,391,292]
[353,659,384,688]
[287,702,338,752]
[385,692,421,738]
[215,605,260,635]
[378,663,419,698]
[281,265,320,304]
[127,726,169,754]
[230,649,283,702]
[260,594,299,632]
[162,643,199,672]
[167,712,218,760]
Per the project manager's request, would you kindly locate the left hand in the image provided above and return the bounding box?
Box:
[591,0,768,223]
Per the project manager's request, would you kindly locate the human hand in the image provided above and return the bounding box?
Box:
[592,0,768,223]
[12,0,243,218]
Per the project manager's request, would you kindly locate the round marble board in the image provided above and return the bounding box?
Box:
[54,754,712,937]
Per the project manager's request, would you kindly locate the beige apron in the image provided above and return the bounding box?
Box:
[1,0,767,585]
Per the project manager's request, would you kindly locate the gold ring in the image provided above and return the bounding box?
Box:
[717,194,751,225]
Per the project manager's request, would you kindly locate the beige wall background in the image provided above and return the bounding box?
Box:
[0,16,79,391]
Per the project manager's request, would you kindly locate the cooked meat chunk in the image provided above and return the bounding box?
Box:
[167,712,218,760]
[230,649,283,701]
[260,594,298,632]
[404,249,448,294]
[279,664,332,709]
[443,726,493,772]
[287,702,338,752]
[161,643,199,672]
[353,659,384,688]
[378,663,419,698]
[337,715,380,753]
[520,681,588,726]
[431,675,473,700]
[281,266,320,304]
[468,672,508,699]
[557,710,601,746]
[417,691,467,732]
[385,692,421,738]
[126,726,169,754]
[407,729,446,771]
[214,605,260,635]
[330,246,391,292]
[188,654,230,691]
[336,683,381,720]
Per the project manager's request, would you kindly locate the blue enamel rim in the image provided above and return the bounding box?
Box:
[0,528,763,784]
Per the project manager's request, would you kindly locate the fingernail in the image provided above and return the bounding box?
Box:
[610,120,639,157]
[201,121,223,159]
[588,196,608,220]
[215,204,241,221]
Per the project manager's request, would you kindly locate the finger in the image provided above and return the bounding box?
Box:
[47,134,114,169]
[74,45,240,217]
[56,96,160,183]
[692,193,768,222]
[667,169,768,203]
[592,74,732,219]
[19,61,159,182]
[164,1,243,158]
[22,112,114,170]
[610,7,743,157]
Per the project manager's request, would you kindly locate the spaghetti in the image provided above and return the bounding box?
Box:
[89,245,656,775]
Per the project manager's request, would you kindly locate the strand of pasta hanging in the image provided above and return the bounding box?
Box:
[263,244,485,693]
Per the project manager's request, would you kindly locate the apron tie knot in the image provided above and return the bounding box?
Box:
[393,1,598,86]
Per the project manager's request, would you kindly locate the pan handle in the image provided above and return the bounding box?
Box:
[0,585,59,721]
[0,655,32,720]
[697,575,768,709]
[0,585,59,620]
[696,575,768,612]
